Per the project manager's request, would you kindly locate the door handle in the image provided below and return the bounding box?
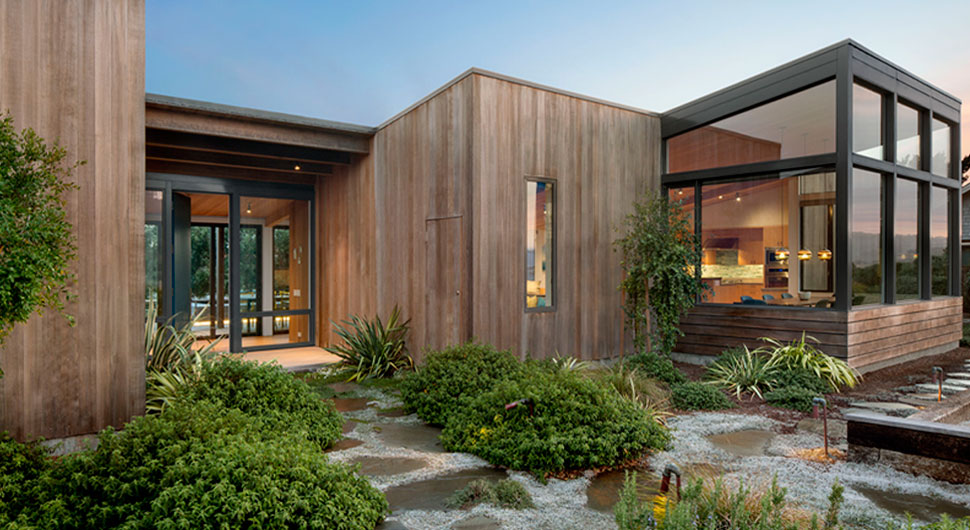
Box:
[456,290,461,296]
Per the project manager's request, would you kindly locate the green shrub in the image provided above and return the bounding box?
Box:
[448,478,534,510]
[0,434,50,521]
[670,382,735,411]
[705,346,777,399]
[401,342,525,426]
[772,365,830,395]
[0,112,79,345]
[889,515,970,530]
[625,353,687,385]
[760,333,860,391]
[440,365,669,476]
[182,357,343,449]
[1,402,387,529]
[592,364,671,413]
[764,386,819,412]
[325,305,412,381]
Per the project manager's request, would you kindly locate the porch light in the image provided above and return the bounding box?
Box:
[774,248,790,260]
[798,249,812,260]
[817,249,832,260]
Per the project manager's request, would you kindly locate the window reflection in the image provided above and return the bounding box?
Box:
[667,80,836,173]
[698,170,835,308]
[853,84,883,159]
[896,103,921,170]
[931,186,949,296]
[668,186,694,232]
[852,169,882,306]
[931,118,951,177]
[526,180,553,309]
[145,190,163,317]
[895,179,919,301]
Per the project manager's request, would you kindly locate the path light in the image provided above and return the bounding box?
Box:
[505,398,534,416]
[812,397,828,459]
[932,366,944,402]
[659,463,681,500]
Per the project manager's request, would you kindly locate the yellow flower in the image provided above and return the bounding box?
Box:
[652,494,667,524]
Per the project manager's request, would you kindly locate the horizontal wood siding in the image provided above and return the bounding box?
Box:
[0,0,145,440]
[471,75,659,360]
[676,297,961,371]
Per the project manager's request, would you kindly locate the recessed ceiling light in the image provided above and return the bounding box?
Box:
[294,165,301,171]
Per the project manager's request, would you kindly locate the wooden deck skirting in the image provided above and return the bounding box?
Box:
[675,297,961,371]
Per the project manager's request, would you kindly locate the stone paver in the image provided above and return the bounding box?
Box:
[947,372,970,379]
[904,392,946,402]
[915,383,965,395]
[847,401,919,417]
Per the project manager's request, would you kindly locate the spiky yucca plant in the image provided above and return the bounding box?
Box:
[705,345,777,400]
[144,301,222,413]
[325,305,411,381]
[761,332,861,391]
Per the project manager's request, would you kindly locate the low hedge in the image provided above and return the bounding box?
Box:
[439,365,670,476]
[401,342,525,426]
[670,382,736,411]
[182,357,343,449]
[0,401,387,529]
[772,366,830,395]
[625,352,687,385]
[764,387,818,412]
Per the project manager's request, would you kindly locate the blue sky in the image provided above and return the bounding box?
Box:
[147,0,970,156]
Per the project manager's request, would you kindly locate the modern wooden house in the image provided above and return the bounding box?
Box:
[0,1,962,440]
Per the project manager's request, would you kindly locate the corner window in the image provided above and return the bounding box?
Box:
[896,102,921,170]
[526,180,554,310]
[853,84,884,159]
[931,118,952,178]
[666,80,836,173]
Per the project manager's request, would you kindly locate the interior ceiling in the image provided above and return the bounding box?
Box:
[146,128,347,179]
[181,192,299,224]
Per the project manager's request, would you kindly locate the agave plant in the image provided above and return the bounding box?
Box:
[325,305,412,382]
[760,332,861,391]
[704,345,777,399]
[144,301,222,413]
[550,351,592,373]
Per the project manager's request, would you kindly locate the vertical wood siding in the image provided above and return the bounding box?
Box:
[0,0,145,440]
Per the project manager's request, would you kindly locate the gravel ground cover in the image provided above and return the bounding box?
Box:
[324,381,970,529]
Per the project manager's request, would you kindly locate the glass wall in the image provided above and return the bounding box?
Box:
[896,102,921,169]
[697,170,835,307]
[895,179,920,300]
[853,84,883,159]
[526,180,553,309]
[667,80,836,173]
[668,185,695,231]
[931,118,951,177]
[930,186,949,296]
[851,169,882,306]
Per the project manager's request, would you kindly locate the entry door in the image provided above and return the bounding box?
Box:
[425,216,464,349]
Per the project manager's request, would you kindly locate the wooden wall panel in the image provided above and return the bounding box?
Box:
[675,298,961,372]
[470,76,660,360]
[317,154,377,347]
[0,0,145,440]
[372,77,474,361]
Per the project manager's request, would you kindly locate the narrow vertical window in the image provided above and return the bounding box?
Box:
[895,178,919,301]
[851,169,882,306]
[931,118,952,178]
[930,186,950,296]
[896,102,921,170]
[852,84,883,159]
[145,190,164,317]
[526,180,554,309]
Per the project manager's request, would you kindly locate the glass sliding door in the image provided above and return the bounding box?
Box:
[145,174,315,353]
[238,195,312,350]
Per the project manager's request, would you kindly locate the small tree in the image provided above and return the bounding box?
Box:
[615,191,707,355]
[0,112,79,345]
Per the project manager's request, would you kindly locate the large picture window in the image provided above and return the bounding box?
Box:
[698,169,835,308]
[526,180,554,310]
